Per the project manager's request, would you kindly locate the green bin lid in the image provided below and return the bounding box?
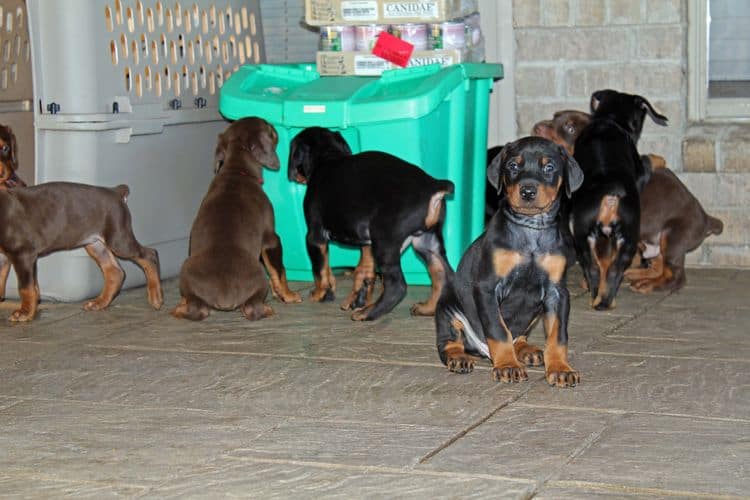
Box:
[219,62,503,128]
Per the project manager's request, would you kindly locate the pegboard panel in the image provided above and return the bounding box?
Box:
[27,0,265,115]
[0,0,32,103]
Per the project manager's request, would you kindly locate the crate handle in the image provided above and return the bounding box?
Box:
[380,63,442,83]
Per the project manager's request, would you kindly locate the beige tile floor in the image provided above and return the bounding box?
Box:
[0,267,748,499]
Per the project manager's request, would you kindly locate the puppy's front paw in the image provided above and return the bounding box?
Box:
[447,355,475,374]
[9,308,35,322]
[492,364,528,383]
[545,365,580,388]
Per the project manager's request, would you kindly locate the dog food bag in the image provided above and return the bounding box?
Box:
[320,25,357,51]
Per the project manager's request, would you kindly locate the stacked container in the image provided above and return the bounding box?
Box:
[1,0,265,301]
[307,0,484,75]
[220,62,503,285]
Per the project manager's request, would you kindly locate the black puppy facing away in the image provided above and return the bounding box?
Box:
[435,137,584,387]
[289,127,454,321]
[571,89,668,310]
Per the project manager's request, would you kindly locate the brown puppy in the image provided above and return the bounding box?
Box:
[625,168,723,292]
[0,139,162,321]
[530,111,723,293]
[532,110,591,155]
[0,125,27,188]
[172,117,301,321]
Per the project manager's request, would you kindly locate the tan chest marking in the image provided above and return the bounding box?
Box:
[492,248,526,278]
[535,253,566,284]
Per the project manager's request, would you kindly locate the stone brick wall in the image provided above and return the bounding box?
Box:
[511,0,749,267]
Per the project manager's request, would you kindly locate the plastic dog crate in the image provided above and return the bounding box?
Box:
[219,62,503,285]
[2,0,265,301]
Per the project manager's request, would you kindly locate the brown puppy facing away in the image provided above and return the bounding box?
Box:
[530,110,723,293]
[0,127,162,321]
[172,117,302,321]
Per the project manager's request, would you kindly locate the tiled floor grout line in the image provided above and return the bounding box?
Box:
[85,343,451,369]
[415,380,540,465]
[0,471,149,493]
[581,350,750,363]
[546,479,746,499]
[221,455,536,484]
[524,412,623,500]
[513,402,750,424]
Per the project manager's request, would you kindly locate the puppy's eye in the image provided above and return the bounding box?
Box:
[564,124,576,135]
[542,162,555,174]
[506,161,519,172]
[0,145,8,154]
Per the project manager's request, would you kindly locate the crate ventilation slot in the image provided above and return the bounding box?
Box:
[105,1,260,98]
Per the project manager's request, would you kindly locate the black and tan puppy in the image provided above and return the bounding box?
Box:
[435,137,584,387]
[571,89,668,310]
[0,141,162,321]
[172,117,301,321]
[288,127,454,321]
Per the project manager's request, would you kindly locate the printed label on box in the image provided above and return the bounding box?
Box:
[341,0,379,21]
[383,1,439,19]
[354,54,392,75]
[408,53,455,67]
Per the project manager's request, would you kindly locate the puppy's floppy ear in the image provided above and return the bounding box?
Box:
[331,130,352,155]
[487,143,509,194]
[636,95,668,126]
[253,126,281,170]
[532,119,555,140]
[288,132,311,183]
[8,126,18,172]
[560,145,584,198]
[213,133,226,174]
[590,90,605,113]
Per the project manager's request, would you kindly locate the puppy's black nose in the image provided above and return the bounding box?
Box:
[520,184,537,201]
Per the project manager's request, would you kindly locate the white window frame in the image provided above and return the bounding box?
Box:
[688,0,750,122]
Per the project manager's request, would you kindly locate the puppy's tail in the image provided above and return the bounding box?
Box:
[435,179,455,195]
[113,184,130,203]
[706,215,723,237]
[447,307,490,359]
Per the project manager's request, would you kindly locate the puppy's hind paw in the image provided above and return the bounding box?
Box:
[83,299,110,311]
[310,287,335,303]
[409,301,436,316]
[9,308,35,322]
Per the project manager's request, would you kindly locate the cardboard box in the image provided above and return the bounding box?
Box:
[306,0,478,26]
[316,39,483,75]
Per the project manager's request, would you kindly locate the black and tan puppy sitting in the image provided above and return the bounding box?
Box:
[172,117,302,321]
[288,127,454,321]
[435,137,584,388]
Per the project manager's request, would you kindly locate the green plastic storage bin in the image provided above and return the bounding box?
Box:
[219,62,503,285]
